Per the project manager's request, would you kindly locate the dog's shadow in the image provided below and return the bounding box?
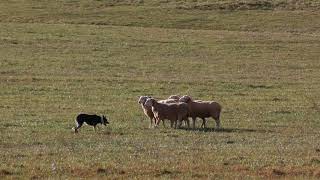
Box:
[180,127,273,133]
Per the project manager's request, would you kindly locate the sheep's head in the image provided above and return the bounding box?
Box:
[179,95,192,103]
[138,96,151,104]
[144,98,156,107]
[168,95,180,100]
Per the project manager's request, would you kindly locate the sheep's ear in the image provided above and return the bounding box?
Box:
[181,96,191,103]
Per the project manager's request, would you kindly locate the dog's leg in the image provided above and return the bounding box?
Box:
[73,127,78,133]
[93,125,96,132]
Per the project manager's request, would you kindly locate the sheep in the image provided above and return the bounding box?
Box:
[179,95,222,130]
[158,98,179,104]
[137,96,174,128]
[162,95,191,127]
[168,95,180,100]
[144,98,189,128]
[138,96,154,128]
[158,96,190,127]
[156,95,181,103]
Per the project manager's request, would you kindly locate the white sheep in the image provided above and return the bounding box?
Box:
[144,98,189,128]
[138,96,173,128]
[138,96,155,128]
[158,96,190,127]
[163,95,191,127]
[179,95,222,129]
[168,95,180,100]
[158,98,179,104]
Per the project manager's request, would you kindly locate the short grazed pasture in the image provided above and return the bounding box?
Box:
[0,0,319,178]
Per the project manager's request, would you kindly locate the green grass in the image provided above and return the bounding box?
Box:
[0,0,320,179]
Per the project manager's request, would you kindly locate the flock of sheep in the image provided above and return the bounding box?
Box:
[138,95,222,129]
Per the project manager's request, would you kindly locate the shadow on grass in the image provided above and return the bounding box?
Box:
[180,127,273,133]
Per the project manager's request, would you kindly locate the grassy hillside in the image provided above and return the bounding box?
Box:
[0,0,319,179]
[1,0,320,32]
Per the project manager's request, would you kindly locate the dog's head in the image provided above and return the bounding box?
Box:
[102,115,109,126]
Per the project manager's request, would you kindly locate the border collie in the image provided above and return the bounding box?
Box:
[73,113,109,133]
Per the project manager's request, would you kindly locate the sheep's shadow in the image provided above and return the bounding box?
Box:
[180,127,273,133]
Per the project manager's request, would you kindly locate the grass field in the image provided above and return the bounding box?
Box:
[1,0,320,179]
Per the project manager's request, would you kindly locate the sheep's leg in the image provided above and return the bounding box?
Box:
[179,121,183,128]
[185,118,190,128]
[177,116,183,129]
[179,119,185,128]
[181,121,184,126]
[192,117,196,129]
[176,116,181,128]
[93,125,96,132]
[181,119,187,127]
[214,115,221,130]
[170,120,174,128]
[201,118,206,129]
[162,119,166,128]
[155,117,161,127]
[149,117,154,128]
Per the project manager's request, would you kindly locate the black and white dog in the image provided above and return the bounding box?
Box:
[73,113,109,133]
